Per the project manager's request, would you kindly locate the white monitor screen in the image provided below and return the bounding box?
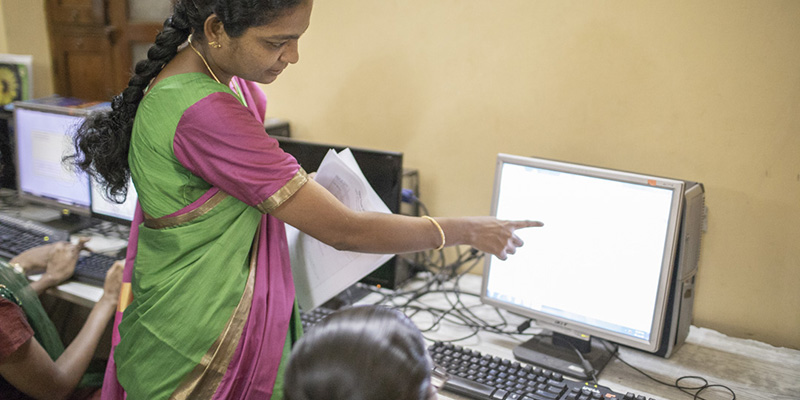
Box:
[482,154,684,351]
[14,107,91,212]
[91,177,138,223]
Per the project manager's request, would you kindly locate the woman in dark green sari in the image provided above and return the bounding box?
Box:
[0,241,122,400]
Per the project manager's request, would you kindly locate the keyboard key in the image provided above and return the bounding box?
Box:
[444,375,497,399]
[0,215,69,259]
[299,306,335,331]
[73,253,116,286]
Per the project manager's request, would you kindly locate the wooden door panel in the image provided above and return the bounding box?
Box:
[47,0,170,100]
[65,53,113,101]
[47,0,105,26]
[51,33,116,101]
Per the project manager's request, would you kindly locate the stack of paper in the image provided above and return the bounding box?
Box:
[287,148,394,310]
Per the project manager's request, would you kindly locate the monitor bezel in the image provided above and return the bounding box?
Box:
[480,153,685,353]
[12,103,94,217]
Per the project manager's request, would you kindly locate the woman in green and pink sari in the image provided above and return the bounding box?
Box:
[71,1,542,399]
[112,73,306,398]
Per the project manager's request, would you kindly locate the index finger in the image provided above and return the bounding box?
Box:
[72,236,92,252]
[512,220,544,229]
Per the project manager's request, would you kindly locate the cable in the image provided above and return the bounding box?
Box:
[362,199,545,342]
[601,341,736,400]
[370,226,738,400]
[370,247,541,344]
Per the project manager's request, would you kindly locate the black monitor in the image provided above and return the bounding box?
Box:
[481,153,704,379]
[277,137,403,213]
[275,137,413,289]
[12,104,95,232]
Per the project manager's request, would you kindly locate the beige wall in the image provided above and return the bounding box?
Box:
[2,1,798,349]
[0,1,7,53]
[0,0,53,97]
[264,0,800,349]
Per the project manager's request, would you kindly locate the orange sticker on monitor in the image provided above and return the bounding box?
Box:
[647,179,657,186]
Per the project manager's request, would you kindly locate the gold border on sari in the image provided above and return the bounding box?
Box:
[118,282,133,313]
[169,226,260,399]
[144,190,230,229]
[255,168,308,214]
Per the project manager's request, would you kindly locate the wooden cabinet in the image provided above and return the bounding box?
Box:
[48,28,119,101]
[47,0,106,26]
[46,0,119,101]
[45,0,164,101]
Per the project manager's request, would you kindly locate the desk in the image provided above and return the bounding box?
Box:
[0,204,128,306]
[28,274,103,307]
[362,273,800,400]
[21,250,800,399]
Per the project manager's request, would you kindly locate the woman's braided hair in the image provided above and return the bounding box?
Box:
[69,0,303,203]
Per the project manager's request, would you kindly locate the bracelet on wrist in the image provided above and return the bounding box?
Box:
[421,215,446,251]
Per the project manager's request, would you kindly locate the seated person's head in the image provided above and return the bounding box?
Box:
[284,305,438,400]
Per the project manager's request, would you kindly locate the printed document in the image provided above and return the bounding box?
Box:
[287,148,394,310]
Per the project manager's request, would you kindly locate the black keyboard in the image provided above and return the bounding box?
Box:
[429,342,656,400]
[299,306,335,331]
[73,252,117,286]
[0,214,70,259]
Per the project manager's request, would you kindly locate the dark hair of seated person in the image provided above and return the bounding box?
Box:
[283,305,435,400]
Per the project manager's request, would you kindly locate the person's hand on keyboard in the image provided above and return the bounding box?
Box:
[43,237,91,283]
[98,260,124,308]
[9,238,91,295]
[9,237,90,275]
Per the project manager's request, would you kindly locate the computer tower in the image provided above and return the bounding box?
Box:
[654,182,705,358]
[0,109,16,189]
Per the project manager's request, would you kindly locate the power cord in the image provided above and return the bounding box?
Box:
[371,248,542,343]
[601,341,736,400]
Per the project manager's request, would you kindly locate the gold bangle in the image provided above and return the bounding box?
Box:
[10,263,25,275]
[421,215,445,251]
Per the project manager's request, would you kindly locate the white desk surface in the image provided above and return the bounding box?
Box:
[28,273,104,307]
[360,273,800,400]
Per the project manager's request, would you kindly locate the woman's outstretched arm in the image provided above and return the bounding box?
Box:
[272,179,542,260]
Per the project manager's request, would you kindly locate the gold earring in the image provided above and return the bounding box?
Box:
[208,41,221,48]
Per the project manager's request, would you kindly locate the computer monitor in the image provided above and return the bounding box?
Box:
[277,137,403,213]
[13,104,94,231]
[481,153,704,379]
[275,137,414,289]
[90,176,138,225]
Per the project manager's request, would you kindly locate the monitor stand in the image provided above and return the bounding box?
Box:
[42,213,96,234]
[512,331,617,381]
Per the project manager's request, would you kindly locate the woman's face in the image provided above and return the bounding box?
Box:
[212,0,313,84]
